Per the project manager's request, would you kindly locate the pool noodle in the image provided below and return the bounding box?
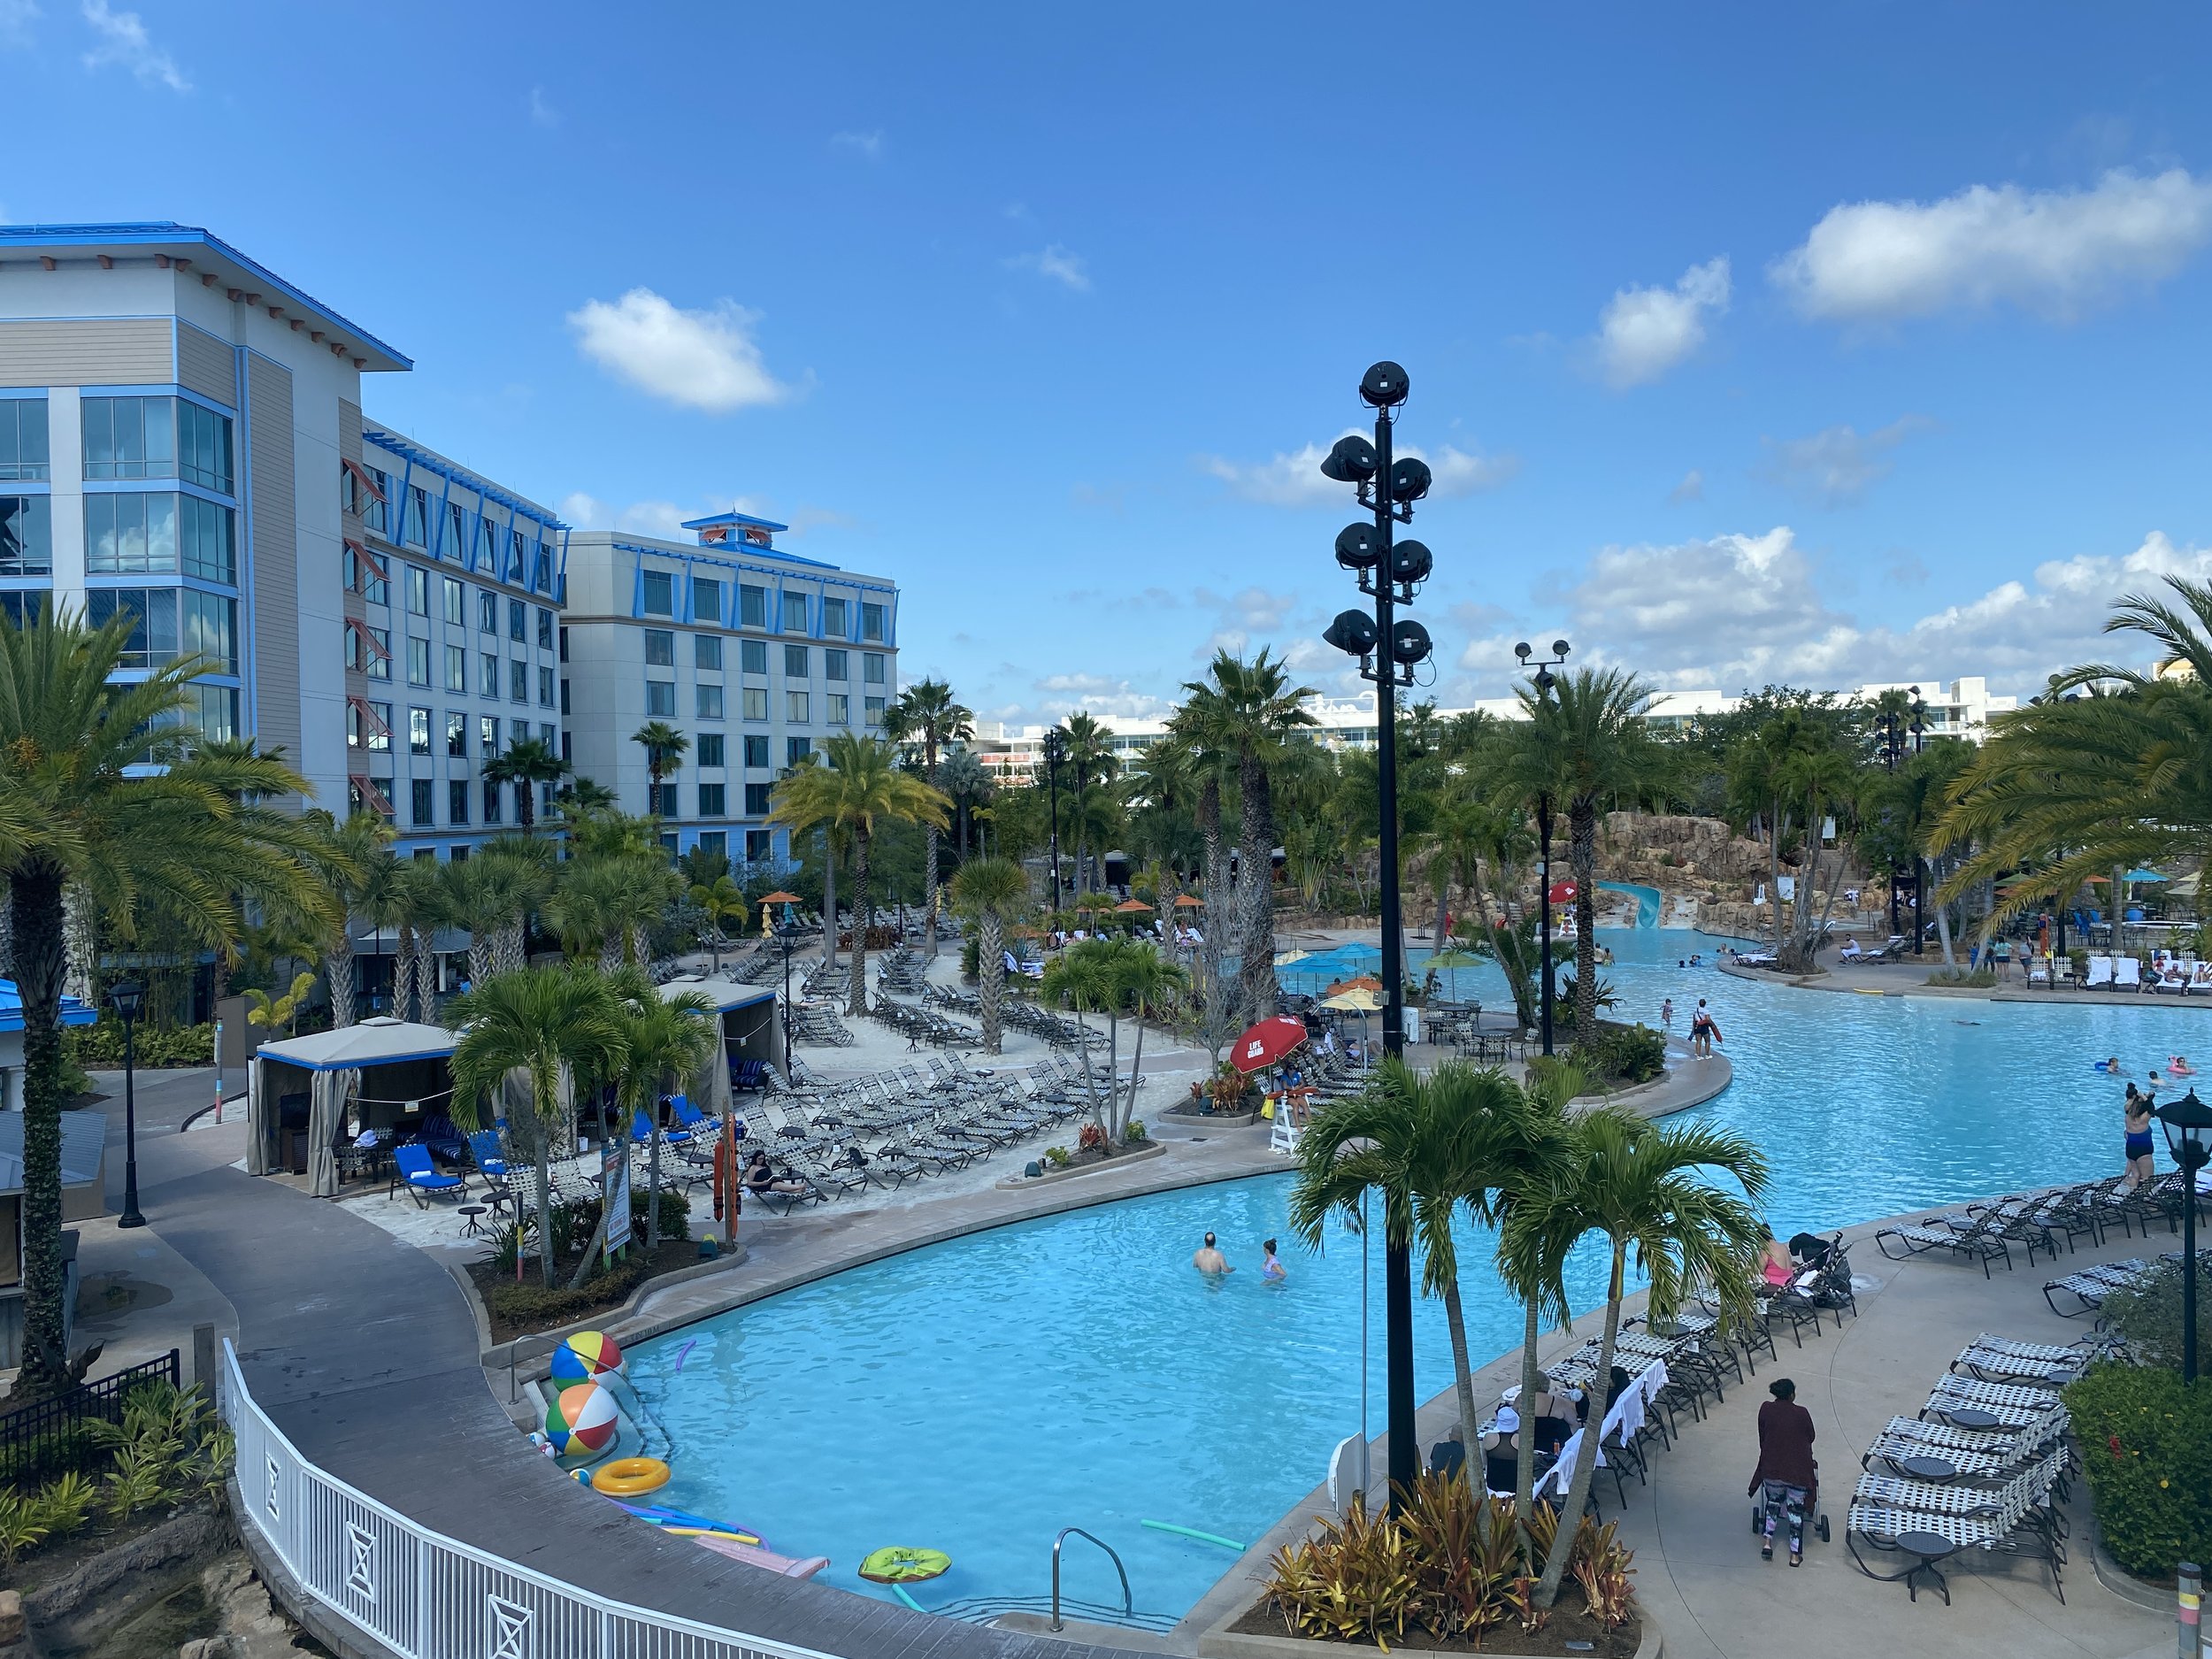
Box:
[673,1338,696,1372]
[1142,1519,1248,1551]
[892,1585,923,1611]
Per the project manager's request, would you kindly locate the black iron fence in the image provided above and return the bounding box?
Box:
[0,1348,180,1487]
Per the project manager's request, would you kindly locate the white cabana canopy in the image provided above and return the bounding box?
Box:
[249,1018,458,1196]
[656,977,779,1114]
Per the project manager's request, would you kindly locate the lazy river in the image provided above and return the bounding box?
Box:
[626,928,2203,1624]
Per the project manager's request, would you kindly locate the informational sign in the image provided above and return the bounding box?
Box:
[603,1141,632,1259]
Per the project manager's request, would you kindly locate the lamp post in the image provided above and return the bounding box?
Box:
[1909,687,1928,956]
[1041,727,1068,912]
[1515,642,1571,1056]
[108,979,146,1229]
[2156,1088,2212,1382]
[1318,360,1436,1510]
[777,919,797,1066]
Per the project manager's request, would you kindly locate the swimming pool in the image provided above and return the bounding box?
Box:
[627,929,2202,1623]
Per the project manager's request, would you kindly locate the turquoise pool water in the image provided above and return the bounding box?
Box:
[628,928,2201,1622]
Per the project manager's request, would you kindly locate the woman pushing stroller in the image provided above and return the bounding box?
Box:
[1747,1378,1817,1566]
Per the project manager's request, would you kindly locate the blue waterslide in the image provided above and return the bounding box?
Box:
[1596,879,1663,926]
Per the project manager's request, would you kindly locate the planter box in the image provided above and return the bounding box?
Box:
[1197,1599,1657,1659]
[994,1138,1167,1188]
[1159,1107,1260,1129]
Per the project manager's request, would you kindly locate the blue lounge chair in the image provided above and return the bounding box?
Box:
[672,1098,711,1134]
[394,1144,465,1208]
[466,1130,506,1179]
[631,1109,692,1148]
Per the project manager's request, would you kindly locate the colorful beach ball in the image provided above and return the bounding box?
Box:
[550,1331,624,1384]
[543,1382,618,1457]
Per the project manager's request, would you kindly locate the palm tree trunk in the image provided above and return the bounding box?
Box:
[1468,858,1495,936]
[647,1106,664,1248]
[469,936,494,991]
[979,911,1005,1054]
[1768,801,1786,950]
[1097,1011,1119,1140]
[1512,1298,1543,1529]
[325,944,357,1029]
[1571,798,1598,1037]
[923,821,941,958]
[1441,1273,1480,1459]
[599,931,622,975]
[395,922,419,1023]
[847,828,871,1018]
[1538,1243,1626,1604]
[11,863,70,1396]
[821,832,840,972]
[1238,756,1279,1025]
[413,931,437,1018]
[534,1138,558,1289]
[1122,1008,1147,1141]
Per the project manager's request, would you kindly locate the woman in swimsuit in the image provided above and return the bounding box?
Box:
[2123,1087,2156,1189]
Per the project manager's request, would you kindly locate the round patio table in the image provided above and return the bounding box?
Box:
[1893,1529,1959,1604]
[1901,1455,1956,1481]
[457,1204,489,1239]
[1942,1407,2001,1431]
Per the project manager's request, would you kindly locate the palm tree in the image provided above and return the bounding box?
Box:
[0,606,334,1394]
[1179,649,1316,1026]
[440,854,529,989]
[631,722,690,819]
[1056,712,1118,895]
[687,873,747,971]
[936,747,992,863]
[949,856,1031,1053]
[603,968,716,1255]
[1109,943,1186,1141]
[1776,741,1862,971]
[1040,938,1118,1133]
[448,968,626,1288]
[549,852,672,972]
[379,857,447,1020]
[483,736,570,835]
[1159,717,1238,1063]
[1494,1059,1578,1525]
[1502,668,1656,1037]
[299,810,393,1028]
[1502,1106,1769,1602]
[884,679,973,958]
[555,775,618,819]
[769,733,949,1017]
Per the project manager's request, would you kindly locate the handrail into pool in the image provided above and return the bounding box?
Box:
[1050,1527,1132,1632]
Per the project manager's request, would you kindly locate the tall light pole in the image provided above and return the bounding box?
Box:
[1041,726,1068,912]
[1909,687,1928,956]
[1515,642,1571,1056]
[1319,360,1436,1510]
[108,979,146,1229]
[2157,1089,2211,1383]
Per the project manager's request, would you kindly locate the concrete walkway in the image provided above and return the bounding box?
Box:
[1725,946,2212,1010]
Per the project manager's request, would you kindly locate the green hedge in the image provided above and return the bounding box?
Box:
[1569,1021,1666,1086]
[2062,1363,2212,1577]
[64,1023,213,1069]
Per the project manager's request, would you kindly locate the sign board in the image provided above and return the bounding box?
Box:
[603,1141,632,1259]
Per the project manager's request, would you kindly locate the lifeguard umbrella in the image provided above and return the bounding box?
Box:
[1548,880,1578,903]
[1232,1016,1310,1073]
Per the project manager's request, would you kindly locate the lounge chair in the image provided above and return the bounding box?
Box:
[2114,956,2143,991]
[1950,1333,2096,1384]
[393,1143,466,1208]
[2084,955,2114,989]
[631,1109,692,1148]
[2042,1257,2152,1317]
[1923,1373,2064,1430]
[1874,1212,2013,1277]
[465,1130,506,1180]
[1846,1449,2069,1605]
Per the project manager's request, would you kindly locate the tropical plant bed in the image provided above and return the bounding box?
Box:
[469,1236,708,1343]
[996,1138,1164,1188]
[1159,1105,1260,1128]
[1220,1595,1641,1659]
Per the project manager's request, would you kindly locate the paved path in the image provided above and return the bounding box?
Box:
[1725,946,2212,1010]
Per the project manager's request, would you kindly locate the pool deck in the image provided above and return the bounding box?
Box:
[1724,945,2212,1010]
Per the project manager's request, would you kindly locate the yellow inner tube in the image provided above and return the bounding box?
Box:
[592,1457,671,1496]
[860,1546,951,1583]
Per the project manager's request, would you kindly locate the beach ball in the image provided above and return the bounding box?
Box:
[544,1382,618,1457]
[550,1331,624,1384]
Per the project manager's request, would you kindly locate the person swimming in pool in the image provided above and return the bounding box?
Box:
[1262,1239,1286,1282]
[2172,1056,2198,1077]
[2095,1056,2125,1074]
[1194,1233,1233,1275]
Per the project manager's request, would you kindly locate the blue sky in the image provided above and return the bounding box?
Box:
[12,2,2212,726]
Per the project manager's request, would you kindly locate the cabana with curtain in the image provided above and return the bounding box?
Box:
[656,978,780,1111]
[248,1017,458,1197]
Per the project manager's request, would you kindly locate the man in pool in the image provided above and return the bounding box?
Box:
[1194,1233,1233,1274]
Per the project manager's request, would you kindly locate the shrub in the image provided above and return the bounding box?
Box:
[84,1380,230,1523]
[1925,966,1998,987]
[1077,1122,1107,1155]
[1570,1021,1665,1087]
[2100,1263,2212,1373]
[65,1023,215,1070]
[1043,1145,1071,1168]
[1125,1119,1148,1143]
[2062,1363,2212,1577]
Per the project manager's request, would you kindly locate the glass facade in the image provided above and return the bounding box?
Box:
[0,400,49,481]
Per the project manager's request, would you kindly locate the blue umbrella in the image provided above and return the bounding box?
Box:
[2124,869,2166,883]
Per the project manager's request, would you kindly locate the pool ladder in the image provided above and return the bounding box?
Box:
[1051,1527,1133,1632]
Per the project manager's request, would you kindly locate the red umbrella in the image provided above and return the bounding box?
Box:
[1232,1016,1310,1074]
[1548,881,1578,903]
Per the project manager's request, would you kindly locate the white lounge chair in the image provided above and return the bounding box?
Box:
[2084,956,2115,989]
[2115,956,2142,991]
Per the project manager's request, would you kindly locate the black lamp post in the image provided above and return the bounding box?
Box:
[1515,642,1571,1056]
[1909,688,1928,956]
[1041,727,1068,911]
[2157,1088,2212,1383]
[108,979,146,1229]
[777,920,797,1065]
[1318,359,1436,1510]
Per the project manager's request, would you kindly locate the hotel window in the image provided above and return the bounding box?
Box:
[446,711,468,757]
[181,589,236,671]
[483,780,503,825]
[739,584,766,628]
[538,665,554,705]
[558,626,569,664]
[448,505,467,559]
[537,608,555,650]
[409,708,431,756]
[745,782,772,816]
[698,782,726,817]
[85,588,177,668]
[411,779,434,826]
[697,733,726,768]
[826,693,850,726]
[697,830,727,858]
[864,653,887,685]
[693,576,721,623]
[696,684,724,719]
[478,589,497,632]
[363,629,390,680]
[364,469,392,535]
[82,396,233,493]
[346,547,388,606]
[822,596,848,638]
[786,690,810,723]
[560,679,570,715]
[442,577,464,625]
[656,783,678,817]
[407,638,430,687]
[509,529,526,582]
[641,570,674,616]
[782,595,810,634]
[443,644,465,692]
[745,829,772,862]
[511,659,529,703]
[783,644,809,679]
[0,400,49,481]
[864,695,886,727]
[825,649,849,681]
[643,629,675,667]
[481,652,498,694]
[509,598,526,642]
[448,780,470,825]
[406,566,428,616]
[195,685,237,745]
[785,737,810,766]
[0,495,50,575]
[480,518,500,572]
[405,487,428,547]
[646,680,676,717]
[81,495,166,575]
[695,634,722,671]
[741,639,767,675]
[344,700,390,754]
[743,734,769,769]
[541,722,556,745]
[861,603,886,642]
[741,687,768,722]
[480,715,500,754]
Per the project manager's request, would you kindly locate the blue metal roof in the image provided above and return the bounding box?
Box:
[362,427,567,530]
[681,510,789,534]
[0,221,411,372]
[0,979,99,1033]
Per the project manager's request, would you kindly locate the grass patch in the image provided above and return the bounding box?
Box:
[1924,966,1998,987]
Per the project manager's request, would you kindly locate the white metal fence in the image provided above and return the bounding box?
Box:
[219,1341,846,1659]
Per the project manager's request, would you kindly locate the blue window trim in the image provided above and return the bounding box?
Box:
[81,479,239,511]
[1,481,51,497]
[77,382,238,419]
[0,388,47,402]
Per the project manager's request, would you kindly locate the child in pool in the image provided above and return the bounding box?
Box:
[2172,1056,2197,1077]
[1262,1238,1286,1283]
[2096,1056,2125,1074]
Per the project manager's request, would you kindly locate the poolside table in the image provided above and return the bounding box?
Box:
[1939,1407,2001,1432]
[1900,1455,1956,1481]
[1891,1530,1959,1604]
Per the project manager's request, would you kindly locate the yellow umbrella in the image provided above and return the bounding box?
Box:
[1274,949,1311,967]
[1321,987,1384,1012]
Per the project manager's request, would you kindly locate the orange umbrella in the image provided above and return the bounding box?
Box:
[1115,899,1154,913]
[1325,974,1382,996]
[1172,895,1205,908]
[761,890,802,903]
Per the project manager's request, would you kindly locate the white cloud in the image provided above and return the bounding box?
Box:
[1497,525,2212,696]
[528,86,557,127]
[1032,673,1173,720]
[1007,243,1090,291]
[0,1,39,49]
[831,129,883,159]
[81,0,187,90]
[1669,469,1704,503]
[1594,257,1730,388]
[1763,416,1932,505]
[1771,168,2212,323]
[1202,431,1517,508]
[557,492,776,538]
[566,288,789,413]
